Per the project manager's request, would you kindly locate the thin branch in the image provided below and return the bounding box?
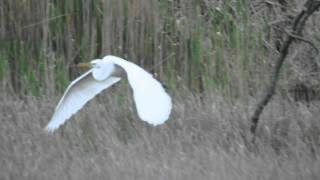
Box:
[22,14,69,29]
[150,53,175,72]
[285,30,319,54]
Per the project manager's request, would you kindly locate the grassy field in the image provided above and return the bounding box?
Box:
[1,0,320,179]
[1,90,320,179]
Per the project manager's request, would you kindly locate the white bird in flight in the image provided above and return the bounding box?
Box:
[45,55,172,132]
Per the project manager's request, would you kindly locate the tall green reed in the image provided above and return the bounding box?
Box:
[0,0,271,98]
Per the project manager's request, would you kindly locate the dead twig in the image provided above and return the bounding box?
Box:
[285,30,319,54]
[22,14,69,29]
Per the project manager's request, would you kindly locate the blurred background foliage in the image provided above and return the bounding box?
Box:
[0,0,319,99]
[1,2,320,178]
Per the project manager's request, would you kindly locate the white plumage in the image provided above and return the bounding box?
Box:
[45,55,172,132]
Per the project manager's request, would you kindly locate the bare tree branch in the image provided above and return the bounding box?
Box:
[250,0,320,135]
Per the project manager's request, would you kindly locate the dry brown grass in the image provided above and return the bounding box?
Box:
[1,90,320,180]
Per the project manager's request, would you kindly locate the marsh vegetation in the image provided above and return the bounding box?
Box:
[1,0,320,179]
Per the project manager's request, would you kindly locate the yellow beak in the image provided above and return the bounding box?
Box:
[77,62,91,68]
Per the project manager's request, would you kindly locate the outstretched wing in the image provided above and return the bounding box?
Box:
[109,56,172,125]
[45,70,121,132]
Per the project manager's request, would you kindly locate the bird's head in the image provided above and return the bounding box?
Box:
[77,59,102,69]
[78,59,116,81]
[76,59,101,68]
[90,59,102,68]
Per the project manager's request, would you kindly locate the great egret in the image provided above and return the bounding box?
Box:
[45,55,172,132]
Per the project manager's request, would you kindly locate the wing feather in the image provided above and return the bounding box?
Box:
[109,56,172,125]
[45,70,121,132]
